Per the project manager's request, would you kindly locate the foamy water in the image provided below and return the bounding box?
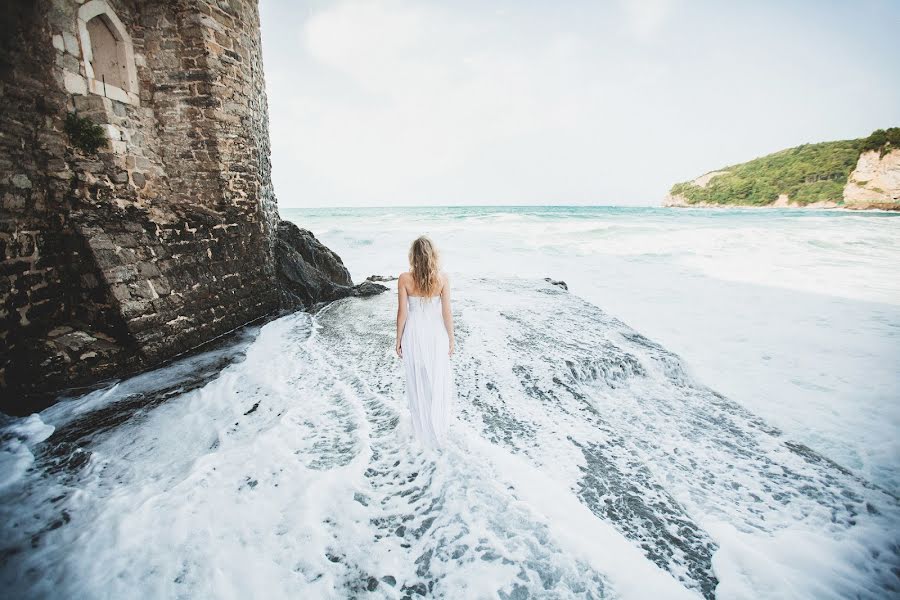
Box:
[1,206,898,599]
[286,206,900,492]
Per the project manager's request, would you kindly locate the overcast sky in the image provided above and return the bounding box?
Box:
[259,0,900,208]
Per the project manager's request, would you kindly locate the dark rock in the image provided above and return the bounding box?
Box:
[275,220,388,308]
[354,280,388,297]
[366,274,397,282]
[402,582,428,596]
[544,277,568,291]
[275,220,354,310]
[381,575,397,587]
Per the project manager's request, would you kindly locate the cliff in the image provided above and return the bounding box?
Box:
[664,128,900,210]
[843,149,900,209]
[0,0,382,413]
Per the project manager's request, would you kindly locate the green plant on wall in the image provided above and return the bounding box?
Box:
[64,112,107,154]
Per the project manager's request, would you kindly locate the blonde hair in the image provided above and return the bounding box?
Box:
[408,236,441,297]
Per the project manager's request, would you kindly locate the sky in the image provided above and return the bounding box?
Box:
[259,0,900,208]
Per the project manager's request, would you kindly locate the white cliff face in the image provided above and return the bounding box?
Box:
[844,149,900,208]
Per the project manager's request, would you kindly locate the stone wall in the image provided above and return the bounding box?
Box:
[0,0,283,412]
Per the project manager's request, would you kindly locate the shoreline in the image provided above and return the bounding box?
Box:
[661,202,900,213]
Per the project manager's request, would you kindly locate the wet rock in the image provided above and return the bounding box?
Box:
[275,221,354,309]
[402,582,428,596]
[381,575,397,587]
[354,280,388,297]
[366,274,397,282]
[276,221,388,309]
[544,277,568,290]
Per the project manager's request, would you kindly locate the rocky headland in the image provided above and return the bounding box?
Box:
[664,128,900,210]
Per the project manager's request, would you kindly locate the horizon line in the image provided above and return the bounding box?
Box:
[279,202,661,210]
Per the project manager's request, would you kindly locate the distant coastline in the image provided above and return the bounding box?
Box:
[663,128,900,211]
[663,199,900,212]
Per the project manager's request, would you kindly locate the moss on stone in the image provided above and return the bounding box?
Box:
[64,112,107,154]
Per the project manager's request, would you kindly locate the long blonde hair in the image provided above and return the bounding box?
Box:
[408,236,441,297]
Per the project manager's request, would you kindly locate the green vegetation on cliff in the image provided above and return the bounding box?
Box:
[669,128,899,207]
[859,127,900,157]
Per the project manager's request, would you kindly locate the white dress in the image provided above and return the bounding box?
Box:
[402,295,453,448]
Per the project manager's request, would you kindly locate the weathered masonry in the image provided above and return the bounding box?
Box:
[0,0,285,411]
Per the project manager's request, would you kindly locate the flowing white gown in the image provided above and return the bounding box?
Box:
[402,295,453,449]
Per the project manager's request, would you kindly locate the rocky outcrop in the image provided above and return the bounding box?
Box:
[663,130,899,210]
[544,277,568,291]
[843,149,900,209]
[275,221,387,311]
[662,194,700,208]
[355,280,390,297]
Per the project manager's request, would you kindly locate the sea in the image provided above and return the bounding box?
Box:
[1,206,898,599]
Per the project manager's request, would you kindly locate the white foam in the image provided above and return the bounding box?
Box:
[0,414,54,492]
[286,207,900,491]
[458,427,698,599]
[708,521,897,600]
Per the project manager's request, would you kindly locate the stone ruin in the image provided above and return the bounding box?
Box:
[0,0,384,413]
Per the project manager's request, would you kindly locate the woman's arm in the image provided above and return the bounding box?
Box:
[396,274,408,358]
[440,274,454,356]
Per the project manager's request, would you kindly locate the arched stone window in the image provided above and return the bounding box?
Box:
[76,0,139,105]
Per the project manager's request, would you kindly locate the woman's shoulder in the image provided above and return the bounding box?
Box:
[438,271,450,294]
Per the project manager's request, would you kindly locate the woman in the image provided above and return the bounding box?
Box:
[395,236,455,449]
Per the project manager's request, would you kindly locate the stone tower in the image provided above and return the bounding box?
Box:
[0,0,285,410]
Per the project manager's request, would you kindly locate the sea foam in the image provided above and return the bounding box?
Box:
[1,275,897,598]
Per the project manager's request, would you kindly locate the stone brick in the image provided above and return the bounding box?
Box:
[109,283,131,303]
[11,174,32,189]
[63,71,87,95]
[62,31,80,56]
[129,279,158,300]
